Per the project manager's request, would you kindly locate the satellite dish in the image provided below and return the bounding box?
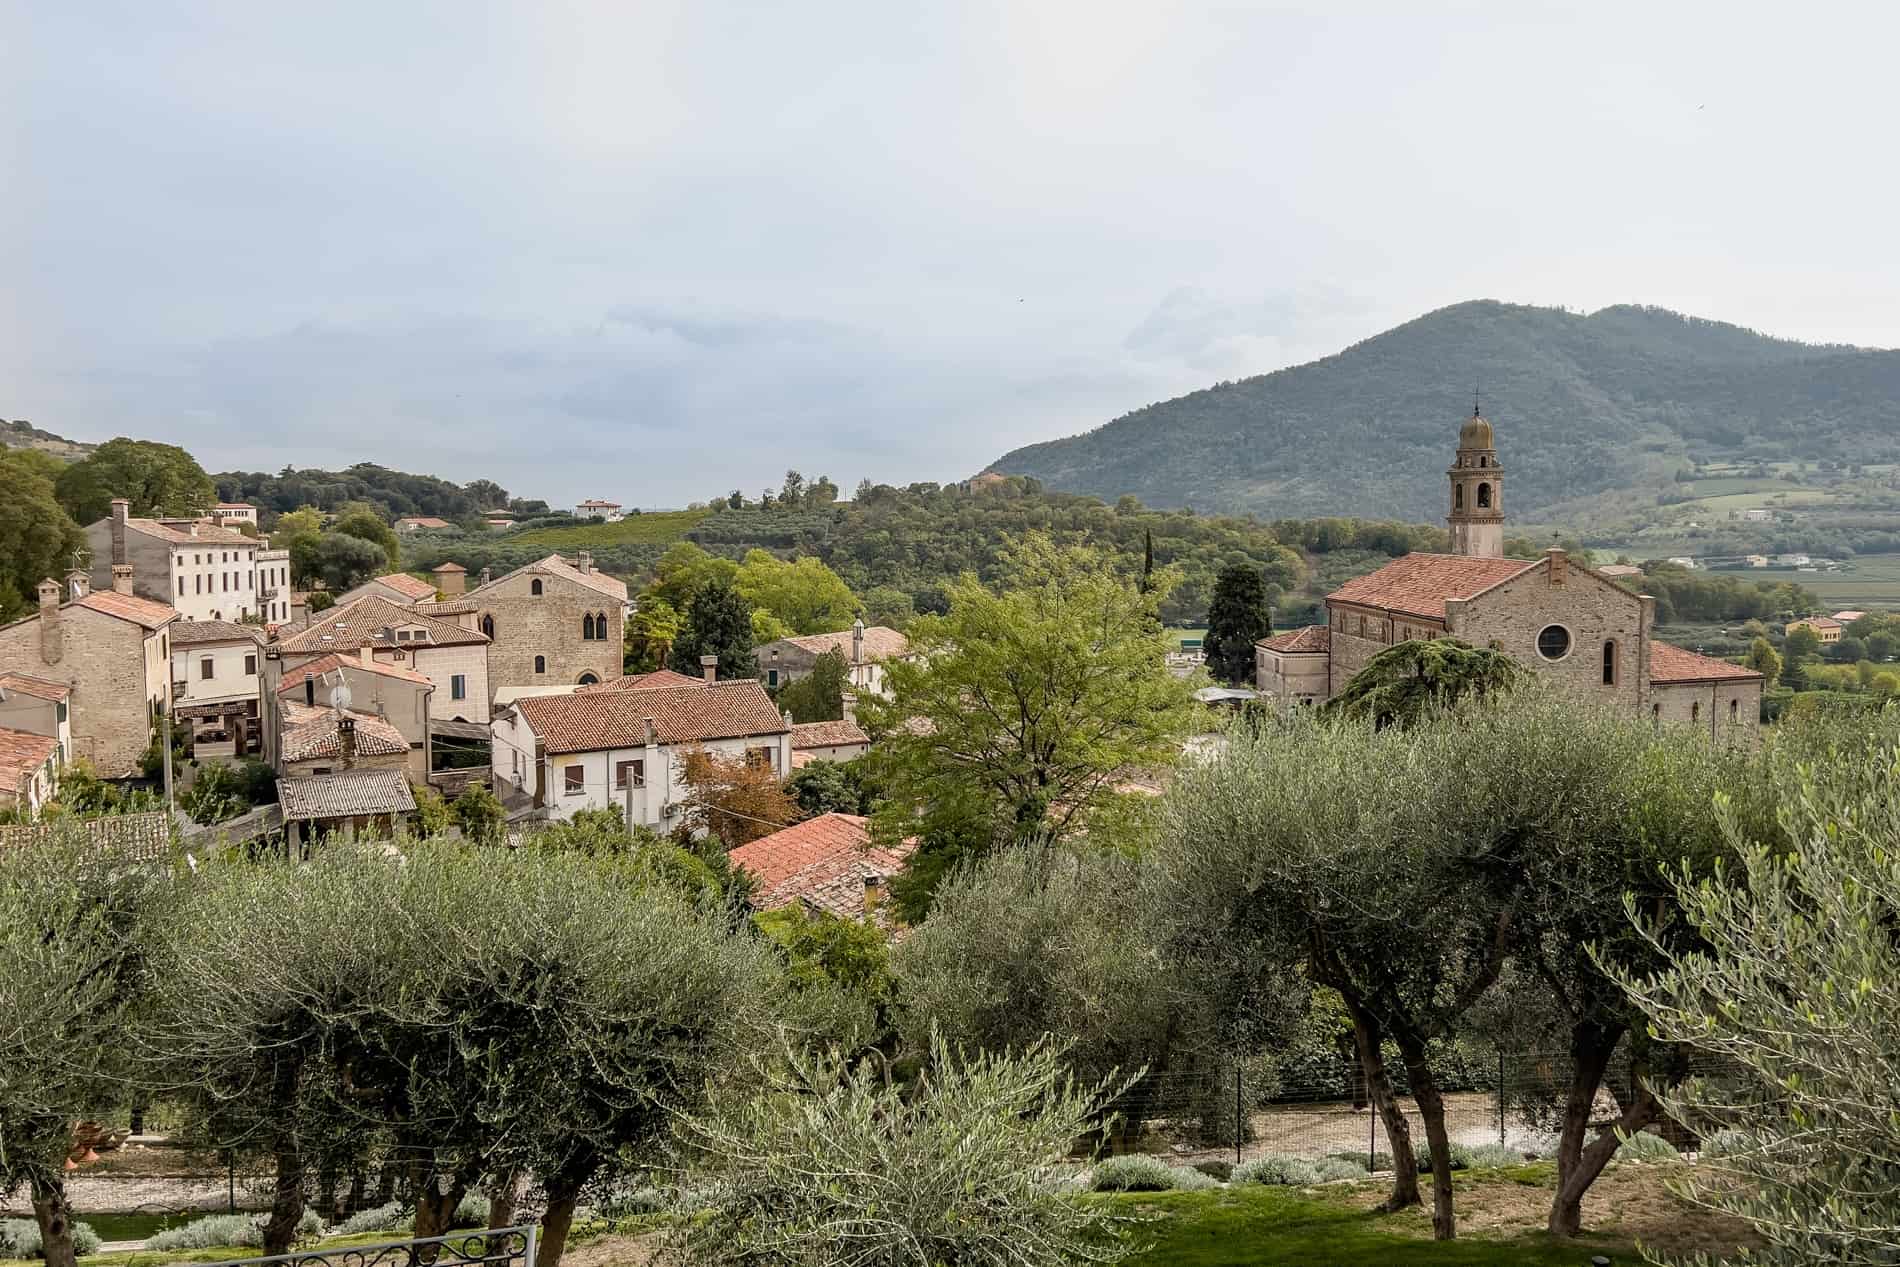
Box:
[329,674,353,715]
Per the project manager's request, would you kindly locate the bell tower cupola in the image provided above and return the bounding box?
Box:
[1447,405,1504,557]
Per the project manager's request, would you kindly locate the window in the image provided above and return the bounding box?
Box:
[396,629,410,641]
[480,614,495,639]
[577,672,599,686]
[582,614,595,640]
[1691,701,1701,724]
[56,701,67,724]
[1536,625,1571,661]
[200,657,214,680]
[1453,484,1464,510]
[746,746,774,771]
[1358,616,1367,638]
[1602,640,1617,686]
[1476,482,1492,509]
[534,655,546,674]
[564,765,584,794]
[598,611,609,640]
[195,575,202,594]
[451,674,466,701]
[615,759,645,789]
[767,668,779,687]
[1729,699,1739,722]
[244,654,257,675]
[530,579,543,596]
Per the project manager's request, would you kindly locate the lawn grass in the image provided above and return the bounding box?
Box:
[1112,1186,1635,1266]
[511,509,709,549]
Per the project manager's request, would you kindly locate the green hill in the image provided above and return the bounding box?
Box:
[987,301,1900,525]
[1,419,94,461]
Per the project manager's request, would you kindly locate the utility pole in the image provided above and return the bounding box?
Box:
[161,711,175,813]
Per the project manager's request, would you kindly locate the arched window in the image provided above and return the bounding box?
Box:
[1453,484,1464,510]
[530,578,543,596]
[1476,482,1493,509]
[577,672,599,686]
[1691,701,1700,724]
[1729,699,1739,723]
[1602,640,1617,686]
[583,613,596,640]
[480,614,495,640]
[597,611,609,640]
[534,655,546,674]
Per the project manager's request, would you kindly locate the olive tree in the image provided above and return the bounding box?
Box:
[1607,730,1900,1265]
[670,1033,1139,1267]
[0,838,166,1267]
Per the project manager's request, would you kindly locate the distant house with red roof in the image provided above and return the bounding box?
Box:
[1253,409,1761,736]
[728,813,914,922]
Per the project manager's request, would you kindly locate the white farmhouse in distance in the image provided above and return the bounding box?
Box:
[572,499,624,522]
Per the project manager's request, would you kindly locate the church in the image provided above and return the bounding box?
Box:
[1254,409,1764,736]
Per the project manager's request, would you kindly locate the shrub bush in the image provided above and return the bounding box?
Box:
[331,1203,411,1237]
[1088,1154,1179,1192]
[146,1210,323,1252]
[1412,1140,1472,1172]
[1167,1166,1221,1191]
[1307,1156,1369,1182]
[451,1193,490,1229]
[0,1218,103,1258]
[1616,1130,1680,1161]
[1329,1149,1391,1172]
[1700,1129,1748,1158]
[1233,1153,1322,1186]
[1460,1142,1524,1168]
[1191,1159,1233,1183]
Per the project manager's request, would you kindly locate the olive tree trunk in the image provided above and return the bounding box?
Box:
[262,1056,308,1256]
[1547,1026,1662,1236]
[30,1175,77,1267]
[1345,1000,1419,1212]
[1394,1033,1456,1241]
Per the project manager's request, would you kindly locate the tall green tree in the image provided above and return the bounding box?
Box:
[311,532,386,592]
[54,437,215,523]
[734,550,858,635]
[0,450,85,622]
[1,838,167,1267]
[1743,635,1783,688]
[1202,563,1274,685]
[1608,729,1900,1266]
[861,535,1194,910]
[328,502,400,569]
[670,576,760,680]
[776,648,848,723]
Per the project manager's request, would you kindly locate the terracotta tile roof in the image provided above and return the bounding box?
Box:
[280,702,412,762]
[372,573,440,602]
[1327,553,1538,621]
[1596,564,1644,578]
[791,719,869,749]
[0,672,72,702]
[278,769,416,821]
[465,554,628,604]
[1834,611,1868,623]
[74,591,179,630]
[777,626,910,662]
[1648,641,1765,685]
[0,727,60,794]
[1791,616,1842,631]
[124,517,255,547]
[728,813,915,919]
[514,680,788,753]
[0,811,171,860]
[577,669,706,694]
[432,561,467,573]
[397,517,453,529]
[276,595,488,653]
[277,653,436,694]
[1257,625,1331,654]
[169,619,265,646]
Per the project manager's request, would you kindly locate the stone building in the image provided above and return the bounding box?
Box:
[336,572,440,607]
[1255,409,1763,735]
[0,574,178,776]
[274,594,491,723]
[420,553,628,697]
[756,620,910,694]
[274,654,436,781]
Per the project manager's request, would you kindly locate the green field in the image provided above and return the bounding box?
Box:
[1796,553,1900,609]
[510,509,709,550]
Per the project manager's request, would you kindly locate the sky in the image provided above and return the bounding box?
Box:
[7,1,1899,508]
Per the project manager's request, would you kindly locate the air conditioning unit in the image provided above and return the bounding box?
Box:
[660,801,679,819]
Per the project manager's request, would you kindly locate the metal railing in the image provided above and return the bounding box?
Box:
[208,1225,537,1267]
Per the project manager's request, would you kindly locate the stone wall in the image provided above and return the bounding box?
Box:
[1256,649,1330,702]
[1652,679,1761,743]
[407,643,491,723]
[0,607,163,777]
[1451,557,1650,708]
[470,571,622,699]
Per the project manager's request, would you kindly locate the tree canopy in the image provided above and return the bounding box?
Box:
[1203,562,1274,685]
[0,449,85,622]
[54,438,216,524]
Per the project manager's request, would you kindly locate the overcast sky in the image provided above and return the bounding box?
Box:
[6,1,1897,507]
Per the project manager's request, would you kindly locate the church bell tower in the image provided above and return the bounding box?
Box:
[1447,406,1504,558]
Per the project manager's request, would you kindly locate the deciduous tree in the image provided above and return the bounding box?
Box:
[0,449,85,622]
[54,437,216,523]
[679,747,801,846]
[775,648,847,723]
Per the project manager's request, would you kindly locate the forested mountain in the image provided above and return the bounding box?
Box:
[213,464,528,524]
[989,301,1900,523]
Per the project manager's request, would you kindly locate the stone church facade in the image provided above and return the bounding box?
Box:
[1256,409,1763,736]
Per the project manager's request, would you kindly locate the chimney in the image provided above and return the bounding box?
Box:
[863,873,882,918]
[1545,547,1568,585]
[783,709,794,730]
[37,579,62,665]
[66,568,89,601]
[700,654,718,683]
[841,690,858,725]
[337,715,356,769]
[111,564,135,595]
[643,716,657,746]
[479,567,491,586]
[577,550,592,574]
[851,616,865,666]
[109,498,130,566]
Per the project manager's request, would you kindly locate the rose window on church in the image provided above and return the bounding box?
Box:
[1536,625,1572,661]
